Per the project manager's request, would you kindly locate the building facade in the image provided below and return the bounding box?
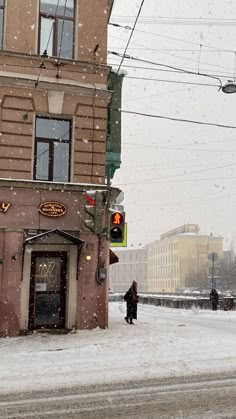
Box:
[146,224,223,293]
[109,248,147,293]
[0,0,121,336]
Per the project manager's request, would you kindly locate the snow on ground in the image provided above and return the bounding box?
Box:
[0,302,235,393]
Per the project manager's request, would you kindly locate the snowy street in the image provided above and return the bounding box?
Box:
[0,302,236,417]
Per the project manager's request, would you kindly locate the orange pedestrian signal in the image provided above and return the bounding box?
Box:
[111,211,123,225]
[110,210,125,242]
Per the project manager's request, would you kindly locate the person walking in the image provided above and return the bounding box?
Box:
[210,288,219,311]
[124,281,139,324]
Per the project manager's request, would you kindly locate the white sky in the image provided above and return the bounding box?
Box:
[0,302,235,393]
[108,0,236,249]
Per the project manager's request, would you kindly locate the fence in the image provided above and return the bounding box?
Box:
[109,293,235,311]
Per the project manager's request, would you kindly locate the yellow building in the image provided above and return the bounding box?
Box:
[147,225,223,292]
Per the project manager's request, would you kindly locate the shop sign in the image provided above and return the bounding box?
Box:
[39,202,66,217]
[0,202,11,213]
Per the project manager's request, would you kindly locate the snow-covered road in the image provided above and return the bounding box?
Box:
[0,302,235,394]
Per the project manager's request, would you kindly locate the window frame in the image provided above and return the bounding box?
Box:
[39,0,75,59]
[34,116,72,183]
[0,0,5,49]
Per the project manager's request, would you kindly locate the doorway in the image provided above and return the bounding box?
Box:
[29,252,67,329]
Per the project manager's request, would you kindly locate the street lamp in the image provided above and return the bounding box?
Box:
[221,81,236,94]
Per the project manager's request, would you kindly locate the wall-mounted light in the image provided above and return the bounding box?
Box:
[85,255,92,261]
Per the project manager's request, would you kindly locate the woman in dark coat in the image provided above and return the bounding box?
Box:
[124,281,139,324]
[210,288,219,311]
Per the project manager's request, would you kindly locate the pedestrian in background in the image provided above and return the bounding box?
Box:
[210,288,219,311]
[124,281,139,324]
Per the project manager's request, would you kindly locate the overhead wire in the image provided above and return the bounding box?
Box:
[111,16,236,27]
[109,51,223,89]
[108,33,234,73]
[112,108,236,129]
[123,142,236,153]
[117,0,146,73]
[108,61,235,79]
[124,75,220,88]
[113,162,236,186]
[109,22,236,53]
[115,175,236,187]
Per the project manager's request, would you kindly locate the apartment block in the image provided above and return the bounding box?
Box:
[146,224,223,293]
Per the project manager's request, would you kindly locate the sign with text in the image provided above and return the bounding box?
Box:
[39,202,66,217]
[0,202,11,213]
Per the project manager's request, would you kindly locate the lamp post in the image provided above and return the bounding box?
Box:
[221,81,236,94]
[208,252,218,288]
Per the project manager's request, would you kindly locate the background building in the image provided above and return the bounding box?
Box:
[109,247,147,293]
[0,0,122,337]
[146,224,223,293]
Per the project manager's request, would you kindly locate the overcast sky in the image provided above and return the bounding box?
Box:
[108,0,236,249]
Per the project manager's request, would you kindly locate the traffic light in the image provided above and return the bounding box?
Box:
[110,210,125,243]
[83,191,105,234]
[84,192,96,232]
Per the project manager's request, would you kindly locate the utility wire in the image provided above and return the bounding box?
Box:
[124,142,236,153]
[112,108,236,130]
[109,33,233,73]
[124,75,219,88]
[109,22,236,53]
[117,0,146,73]
[114,162,236,186]
[115,175,236,187]
[111,16,236,27]
[108,61,234,80]
[109,51,223,89]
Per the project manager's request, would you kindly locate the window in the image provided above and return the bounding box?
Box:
[39,0,74,59]
[0,0,4,49]
[34,117,71,182]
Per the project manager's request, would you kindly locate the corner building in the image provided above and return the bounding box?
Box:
[0,0,120,336]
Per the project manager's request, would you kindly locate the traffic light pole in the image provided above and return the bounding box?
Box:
[106,166,112,241]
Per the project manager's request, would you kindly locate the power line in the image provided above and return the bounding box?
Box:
[109,22,236,53]
[112,15,236,21]
[123,141,236,153]
[109,51,223,88]
[115,175,236,187]
[114,162,236,186]
[117,0,146,73]
[124,75,219,88]
[112,109,236,130]
[108,61,235,80]
[111,16,236,27]
[109,33,233,74]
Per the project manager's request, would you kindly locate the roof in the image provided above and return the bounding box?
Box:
[25,228,84,247]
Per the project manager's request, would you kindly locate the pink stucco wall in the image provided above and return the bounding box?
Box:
[0,184,110,336]
[0,231,23,336]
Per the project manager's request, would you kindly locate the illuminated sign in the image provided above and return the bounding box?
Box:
[111,211,123,225]
[39,202,66,217]
[0,202,11,213]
